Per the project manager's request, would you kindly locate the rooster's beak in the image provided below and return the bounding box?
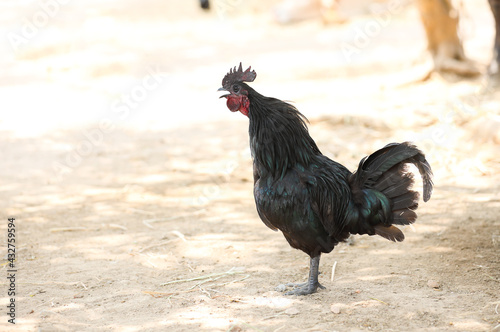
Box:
[218,87,229,98]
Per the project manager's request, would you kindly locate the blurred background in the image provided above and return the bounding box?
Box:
[0,0,497,134]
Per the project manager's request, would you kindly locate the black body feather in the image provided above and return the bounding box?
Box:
[243,83,434,257]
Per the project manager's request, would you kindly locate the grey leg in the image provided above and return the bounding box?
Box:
[284,255,325,296]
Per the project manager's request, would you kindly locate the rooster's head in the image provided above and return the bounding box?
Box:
[218,63,256,117]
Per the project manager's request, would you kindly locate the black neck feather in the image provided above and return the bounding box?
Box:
[246,86,321,179]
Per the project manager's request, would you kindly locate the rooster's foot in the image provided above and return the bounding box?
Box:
[280,255,325,295]
[283,281,325,295]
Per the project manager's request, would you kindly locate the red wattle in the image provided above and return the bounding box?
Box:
[226,95,250,117]
[226,97,240,112]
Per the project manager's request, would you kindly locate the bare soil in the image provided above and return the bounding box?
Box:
[1,1,499,331]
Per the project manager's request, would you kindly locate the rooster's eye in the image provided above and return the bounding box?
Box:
[232,85,240,93]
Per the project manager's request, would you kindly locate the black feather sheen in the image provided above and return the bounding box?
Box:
[246,84,321,179]
[240,80,433,257]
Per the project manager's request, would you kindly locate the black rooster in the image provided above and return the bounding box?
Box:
[218,63,433,295]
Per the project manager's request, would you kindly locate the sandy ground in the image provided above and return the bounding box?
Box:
[1,1,500,331]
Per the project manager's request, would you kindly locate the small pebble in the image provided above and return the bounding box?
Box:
[330,304,341,314]
[427,280,440,289]
[275,284,287,292]
[285,307,300,315]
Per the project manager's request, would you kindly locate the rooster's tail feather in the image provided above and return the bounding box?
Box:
[349,142,433,240]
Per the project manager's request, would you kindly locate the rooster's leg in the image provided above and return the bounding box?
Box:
[285,255,325,295]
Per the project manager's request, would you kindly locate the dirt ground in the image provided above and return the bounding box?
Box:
[1,1,500,331]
